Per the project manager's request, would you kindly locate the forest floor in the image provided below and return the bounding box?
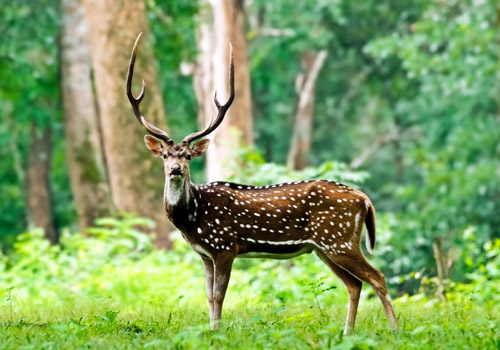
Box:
[0,297,498,349]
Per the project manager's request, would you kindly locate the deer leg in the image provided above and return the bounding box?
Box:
[201,257,215,323]
[316,250,362,335]
[211,253,235,330]
[327,252,398,330]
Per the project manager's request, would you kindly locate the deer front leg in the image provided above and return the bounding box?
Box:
[201,257,215,322]
[211,253,235,330]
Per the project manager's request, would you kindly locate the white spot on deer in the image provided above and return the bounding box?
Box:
[197,228,202,234]
[215,218,220,225]
[254,213,260,217]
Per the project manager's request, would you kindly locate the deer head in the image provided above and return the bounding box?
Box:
[126,33,234,203]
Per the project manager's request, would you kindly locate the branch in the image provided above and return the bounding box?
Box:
[248,27,296,41]
[349,131,398,170]
[297,50,328,112]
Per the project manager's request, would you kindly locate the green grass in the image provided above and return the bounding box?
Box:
[1,223,499,349]
[0,297,499,349]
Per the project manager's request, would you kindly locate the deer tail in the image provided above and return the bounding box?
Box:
[364,200,376,254]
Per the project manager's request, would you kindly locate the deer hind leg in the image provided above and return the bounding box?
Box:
[201,257,215,323]
[326,251,398,330]
[316,249,362,335]
[211,252,235,330]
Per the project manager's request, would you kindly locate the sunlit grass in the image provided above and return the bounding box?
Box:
[0,296,498,349]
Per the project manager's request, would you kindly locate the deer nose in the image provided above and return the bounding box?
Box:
[170,163,182,176]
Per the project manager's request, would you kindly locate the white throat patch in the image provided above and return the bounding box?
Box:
[165,177,188,205]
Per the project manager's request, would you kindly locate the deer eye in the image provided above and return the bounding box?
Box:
[162,154,167,159]
[186,154,192,160]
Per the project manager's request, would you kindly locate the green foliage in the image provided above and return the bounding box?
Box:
[226,144,369,186]
[230,160,368,186]
[363,0,500,285]
[446,228,500,304]
[0,0,75,243]
[0,214,348,315]
[0,218,499,348]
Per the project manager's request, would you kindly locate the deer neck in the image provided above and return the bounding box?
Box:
[164,174,194,229]
[164,173,191,206]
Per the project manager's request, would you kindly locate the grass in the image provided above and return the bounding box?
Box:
[0,226,498,349]
[1,287,499,349]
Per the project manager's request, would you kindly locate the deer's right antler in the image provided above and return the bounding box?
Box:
[127,33,172,143]
[182,44,235,145]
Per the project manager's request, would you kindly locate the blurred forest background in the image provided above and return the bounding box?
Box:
[0,1,500,344]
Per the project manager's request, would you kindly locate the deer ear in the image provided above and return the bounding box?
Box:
[144,135,164,157]
[192,139,210,158]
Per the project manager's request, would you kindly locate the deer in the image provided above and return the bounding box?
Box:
[126,33,398,334]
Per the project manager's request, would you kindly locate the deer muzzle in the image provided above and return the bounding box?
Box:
[170,163,183,177]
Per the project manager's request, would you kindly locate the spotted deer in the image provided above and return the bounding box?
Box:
[127,33,398,334]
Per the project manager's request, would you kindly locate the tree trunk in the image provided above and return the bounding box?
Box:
[432,236,453,301]
[82,0,174,248]
[26,124,57,244]
[287,50,327,170]
[193,4,214,145]
[61,0,112,233]
[194,0,254,182]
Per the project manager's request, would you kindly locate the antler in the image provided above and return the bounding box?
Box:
[183,44,235,144]
[126,33,171,143]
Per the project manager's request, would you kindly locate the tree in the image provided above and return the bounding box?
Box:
[82,0,174,247]
[194,0,254,181]
[287,50,327,170]
[26,124,57,243]
[61,0,112,232]
[0,0,63,244]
